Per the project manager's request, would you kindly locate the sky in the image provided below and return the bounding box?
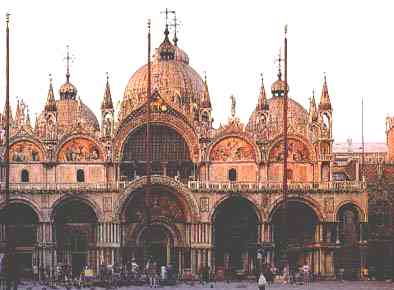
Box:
[0,0,393,143]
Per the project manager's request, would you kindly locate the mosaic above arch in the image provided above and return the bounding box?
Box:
[10,140,44,162]
[269,138,310,162]
[210,137,255,162]
[58,137,102,162]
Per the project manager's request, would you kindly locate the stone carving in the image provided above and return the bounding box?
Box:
[324,197,334,214]
[10,141,43,162]
[199,197,209,212]
[103,196,112,212]
[210,137,255,161]
[269,139,310,162]
[58,138,101,161]
[127,191,185,222]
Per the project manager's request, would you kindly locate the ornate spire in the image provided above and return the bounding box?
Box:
[45,74,57,111]
[257,73,269,111]
[201,72,212,109]
[34,113,38,133]
[101,72,113,110]
[158,23,175,61]
[65,45,71,83]
[25,107,32,129]
[309,89,318,122]
[59,46,77,100]
[319,73,332,111]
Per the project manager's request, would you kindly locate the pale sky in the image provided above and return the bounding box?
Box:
[0,0,393,143]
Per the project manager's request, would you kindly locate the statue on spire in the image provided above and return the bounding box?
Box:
[230,94,236,118]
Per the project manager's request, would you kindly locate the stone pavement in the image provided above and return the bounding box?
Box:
[14,281,394,290]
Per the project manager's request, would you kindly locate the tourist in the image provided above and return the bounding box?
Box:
[257,272,267,290]
[302,262,310,285]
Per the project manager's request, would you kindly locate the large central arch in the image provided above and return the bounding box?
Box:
[121,184,190,273]
[212,196,260,276]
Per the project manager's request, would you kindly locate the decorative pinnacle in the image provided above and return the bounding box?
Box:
[203,71,207,83]
[147,18,151,33]
[169,12,181,45]
[260,73,264,85]
[49,73,53,84]
[284,24,288,36]
[275,48,283,79]
[64,45,75,83]
[106,71,109,82]
[6,12,10,27]
[161,8,175,26]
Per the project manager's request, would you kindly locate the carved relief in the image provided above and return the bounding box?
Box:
[324,197,334,214]
[103,197,112,212]
[126,190,186,223]
[210,137,255,162]
[10,141,43,162]
[199,197,209,212]
[58,138,101,162]
[269,139,310,162]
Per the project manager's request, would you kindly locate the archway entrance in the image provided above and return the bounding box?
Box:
[53,199,97,277]
[0,203,39,278]
[271,200,318,271]
[213,196,259,276]
[139,225,174,267]
[336,204,361,280]
[122,187,187,272]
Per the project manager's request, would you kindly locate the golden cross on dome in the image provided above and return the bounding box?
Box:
[275,48,283,78]
[63,45,75,82]
[161,8,175,26]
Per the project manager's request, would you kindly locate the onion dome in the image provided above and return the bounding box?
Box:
[120,26,207,122]
[59,79,78,100]
[271,69,288,97]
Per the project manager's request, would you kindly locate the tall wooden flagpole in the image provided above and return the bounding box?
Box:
[282,24,289,267]
[4,12,13,290]
[144,19,152,224]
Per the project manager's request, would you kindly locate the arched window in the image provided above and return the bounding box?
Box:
[228,168,237,182]
[21,169,29,182]
[76,169,85,183]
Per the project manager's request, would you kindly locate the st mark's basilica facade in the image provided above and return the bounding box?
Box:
[0,22,370,280]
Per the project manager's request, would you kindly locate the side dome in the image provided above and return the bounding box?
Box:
[37,99,100,137]
[119,28,206,122]
[247,96,308,139]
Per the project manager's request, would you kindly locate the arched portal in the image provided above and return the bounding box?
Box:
[271,200,318,271]
[122,186,187,273]
[336,203,361,280]
[213,196,259,276]
[120,124,193,183]
[0,203,39,278]
[53,199,98,277]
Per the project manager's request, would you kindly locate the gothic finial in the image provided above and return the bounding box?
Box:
[102,72,113,110]
[64,45,75,83]
[6,12,10,28]
[230,94,236,118]
[169,12,181,46]
[319,72,331,111]
[275,48,283,79]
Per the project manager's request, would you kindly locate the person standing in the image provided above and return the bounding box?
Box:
[302,262,310,285]
[258,272,267,290]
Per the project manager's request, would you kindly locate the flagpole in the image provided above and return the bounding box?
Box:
[281,25,289,268]
[4,12,12,290]
[145,19,152,224]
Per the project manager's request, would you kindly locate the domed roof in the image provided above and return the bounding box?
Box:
[247,96,308,139]
[59,82,78,100]
[271,71,288,97]
[119,30,206,122]
[38,98,100,137]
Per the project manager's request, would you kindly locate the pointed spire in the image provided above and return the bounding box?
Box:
[25,107,32,130]
[45,74,57,111]
[309,89,318,122]
[101,72,113,110]
[319,73,332,111]
[257,73,269,111]
[34,113,38,133]
[201,71,212,109]
[65,45,71,83]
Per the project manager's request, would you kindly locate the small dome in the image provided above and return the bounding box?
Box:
[59,81,77,100]
[174,46,189,64]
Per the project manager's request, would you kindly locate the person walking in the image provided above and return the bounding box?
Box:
[258,272,267,290]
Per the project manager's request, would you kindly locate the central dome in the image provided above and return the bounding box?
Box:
[119,28,207,122]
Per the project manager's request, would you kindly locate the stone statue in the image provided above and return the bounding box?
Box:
[230,94,236,118]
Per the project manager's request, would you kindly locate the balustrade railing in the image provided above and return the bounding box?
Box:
[0,177,364,193]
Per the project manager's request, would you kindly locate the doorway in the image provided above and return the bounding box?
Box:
[72,253,87,277]
[140,225,173,267]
